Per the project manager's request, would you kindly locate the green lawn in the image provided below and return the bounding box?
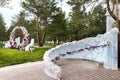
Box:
[0,48,50,67]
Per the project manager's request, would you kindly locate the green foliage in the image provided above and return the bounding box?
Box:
[83,5,106,37]
[67,0,88,40]
[7,11,36,41]
[67,1,106,41]
[0,48,49,67]
[22,0,58,46]
[67,0,91,6]
[0,14,7,41]
[10,11,30,27]
[6,26,14,40]
[7,0,107,44]
[22,0,58,26]
[0,41,4,48]
[47,9,67,44]
[0,0,11,7]
[111,0,120,4]
[26,19,36,39]
[22,0,41,17]
[44,42,58,47]
[11,11,27,26]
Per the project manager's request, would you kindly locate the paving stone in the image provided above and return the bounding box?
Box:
[0,59,120,80]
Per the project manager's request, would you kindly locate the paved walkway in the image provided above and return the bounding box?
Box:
[57,59,120,80]
[0,61,54,80]
[1,59,120,80]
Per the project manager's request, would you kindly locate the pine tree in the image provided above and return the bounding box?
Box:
[67,0,88,40]
[0,14,7,41]
[47,9,67,44]
[22,0,58,46]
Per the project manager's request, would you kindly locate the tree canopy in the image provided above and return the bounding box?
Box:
[0,0,11,7]
[22,0,59,46]
[4,0,116,45]
[0,14,7,41]
[67,0,106,40]
[47,9,67,44]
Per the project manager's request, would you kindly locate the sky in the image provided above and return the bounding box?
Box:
[0,0,23,29]
[57,0,71,17]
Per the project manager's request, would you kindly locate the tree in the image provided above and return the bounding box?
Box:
[47,9,67,44]
[106,0,120,28]
[22,0,58,46]
[83,5,106,37]
[0,14,7,41]
[67,0,106,40]
[67,0,88,40]
[0,0,11,7]
[11,11,28,26]
[8,11,28,40]
[81,0,120,28]
[7,11,36,41]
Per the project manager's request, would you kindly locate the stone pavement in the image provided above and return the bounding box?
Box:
[56,59,120,80]
[1,59,120,80]
[0,61,54,80]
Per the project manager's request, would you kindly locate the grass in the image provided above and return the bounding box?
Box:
[0,48,50,67]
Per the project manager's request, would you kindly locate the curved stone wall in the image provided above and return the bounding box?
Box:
[43,28,118,80]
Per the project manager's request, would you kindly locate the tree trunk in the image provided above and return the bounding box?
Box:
[106,0,120,28]
[106,0,117,21]
[42,31,46,44]
[57,37,60,45]
[116,0,119,28]
[39,19,48,47]
[53,38,56,44]
[36,16,40,47]
[39,31,46,47]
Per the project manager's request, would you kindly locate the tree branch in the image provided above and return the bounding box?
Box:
[106,0,117,21]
